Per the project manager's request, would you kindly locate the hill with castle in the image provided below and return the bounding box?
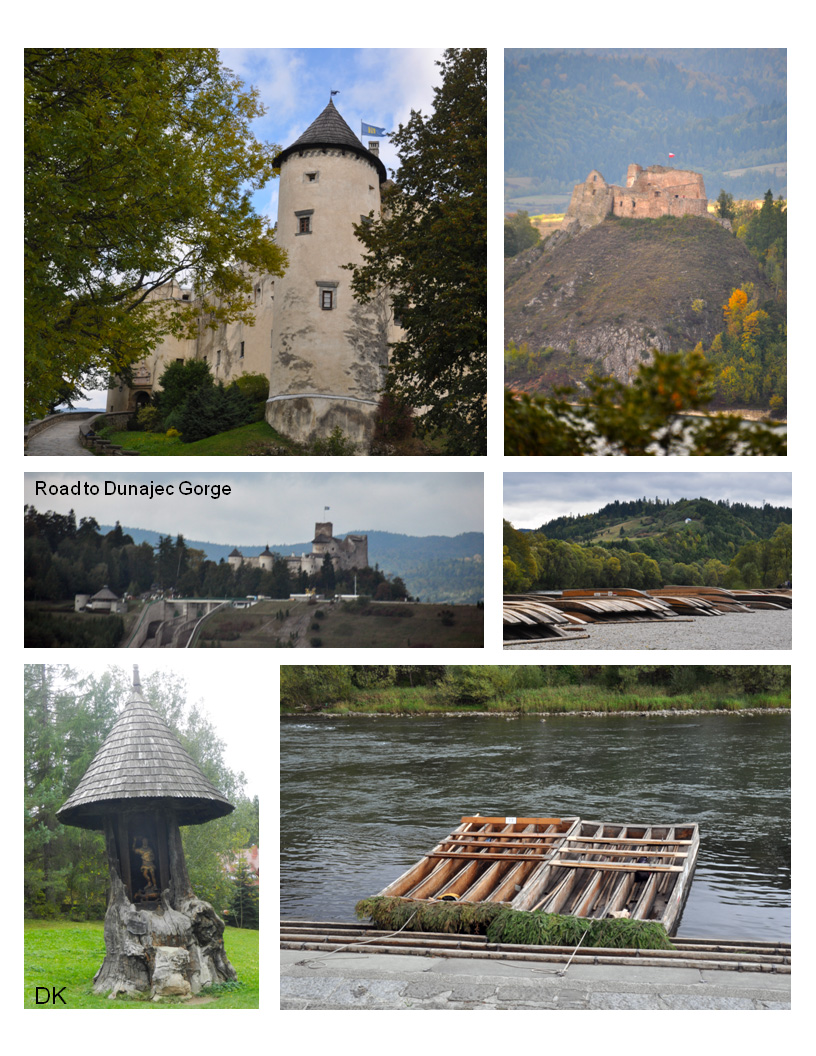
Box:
[505,167,775,390]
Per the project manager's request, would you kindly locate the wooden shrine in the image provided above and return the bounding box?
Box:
[57,666,238,998]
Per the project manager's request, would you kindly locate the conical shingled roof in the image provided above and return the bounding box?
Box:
[274,98,387,183]
[57,669,234,830]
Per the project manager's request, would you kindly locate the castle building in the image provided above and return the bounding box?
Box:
[267,100,394,445]
[562,164,709,232]
[106,100,396,447]
[227,522,368,577]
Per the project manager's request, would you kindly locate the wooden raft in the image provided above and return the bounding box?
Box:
[377,815,700,935]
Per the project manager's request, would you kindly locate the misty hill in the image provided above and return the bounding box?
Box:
[505,215,774,388]
[533,496,790,567]
[99,526,484,604]
[505,49,786,205]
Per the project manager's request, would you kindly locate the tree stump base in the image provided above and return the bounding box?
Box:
[93,873,237,999]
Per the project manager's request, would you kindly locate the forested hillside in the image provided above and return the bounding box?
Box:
[505,49,786,202]
[504,497,791,592]
[96,524,485,604]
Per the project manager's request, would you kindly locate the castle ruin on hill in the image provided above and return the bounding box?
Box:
[562,164,709,232]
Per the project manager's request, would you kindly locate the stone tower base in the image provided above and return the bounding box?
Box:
[266,394,378,451]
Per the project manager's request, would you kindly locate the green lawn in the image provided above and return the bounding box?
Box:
[105,420,293,455]
[24,920,259,1008]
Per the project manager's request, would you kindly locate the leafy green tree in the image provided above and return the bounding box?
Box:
[25,48,286,419]
[348,49,486,454]
[716,190,735,221]
[505,211,540,256]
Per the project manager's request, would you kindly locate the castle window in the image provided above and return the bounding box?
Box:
[216,350,221,368]
[316,280,339,310]
[295,208,314,235]
[305,171,319,183]
[240,341,245,359]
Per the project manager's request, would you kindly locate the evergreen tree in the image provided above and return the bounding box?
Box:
[227,859,259,930]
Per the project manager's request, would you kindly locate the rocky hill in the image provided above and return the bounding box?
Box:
[505,215,774,390]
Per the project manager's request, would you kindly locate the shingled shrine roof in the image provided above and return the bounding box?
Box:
[273,98,387,183]
[57,668,234,830]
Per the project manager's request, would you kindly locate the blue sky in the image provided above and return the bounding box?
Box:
[218,48,445,224]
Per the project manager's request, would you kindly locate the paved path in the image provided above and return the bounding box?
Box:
[281,949,790,1010]
[26,417,94,456]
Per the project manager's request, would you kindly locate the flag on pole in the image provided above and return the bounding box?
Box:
[362,121,386,137]
[324,506,330,511]
[668,153,676,158]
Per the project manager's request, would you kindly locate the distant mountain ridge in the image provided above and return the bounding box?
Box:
[505,48,786,200]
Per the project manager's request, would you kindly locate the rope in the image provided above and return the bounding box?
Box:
[295,910,421,969]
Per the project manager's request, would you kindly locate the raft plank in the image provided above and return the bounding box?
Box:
[460,817,563,827]
[550,860,683,872]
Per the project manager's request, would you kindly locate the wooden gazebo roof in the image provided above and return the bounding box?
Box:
[57,667,234,830]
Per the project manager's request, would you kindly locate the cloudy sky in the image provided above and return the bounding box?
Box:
[218,48,445,223]
[39,660,268,799]
[504,472,793,529]
[25,471,483,543]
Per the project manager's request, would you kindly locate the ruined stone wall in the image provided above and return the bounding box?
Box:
[563,165,709,229]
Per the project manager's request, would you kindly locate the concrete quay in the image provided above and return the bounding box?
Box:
[281,947,790,1010]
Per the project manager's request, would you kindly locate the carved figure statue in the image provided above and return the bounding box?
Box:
[133,836,158,889]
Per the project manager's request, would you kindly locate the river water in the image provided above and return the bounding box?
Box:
[280,714,790,940]
[506,609,791,650]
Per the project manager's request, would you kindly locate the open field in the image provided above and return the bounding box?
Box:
[197,599,483,649]
[24,920,258,1009]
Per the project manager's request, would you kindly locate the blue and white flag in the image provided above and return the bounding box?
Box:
[361,121,386,137]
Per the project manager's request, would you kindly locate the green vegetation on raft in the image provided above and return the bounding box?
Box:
[355,896,674,950]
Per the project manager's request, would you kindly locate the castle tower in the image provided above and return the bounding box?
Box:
[266,99,391,448]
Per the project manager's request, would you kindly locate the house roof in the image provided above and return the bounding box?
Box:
[90,586,119,601]
[273,99,387,183]
[57,667,234,830]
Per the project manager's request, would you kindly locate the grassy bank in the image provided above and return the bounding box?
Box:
[24,920,258,1008]
[105,420,289,455]
[281,683,790,715]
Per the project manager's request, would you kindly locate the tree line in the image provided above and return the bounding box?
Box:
[25,665,259,924]
[503,517,792,593]
[24,506,409,604]
[281,663,790,713]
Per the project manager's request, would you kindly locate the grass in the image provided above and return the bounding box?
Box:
[354,897,674,950]
[195,600,484,649]
[104,420,291,455]
[24,920,259,1008]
